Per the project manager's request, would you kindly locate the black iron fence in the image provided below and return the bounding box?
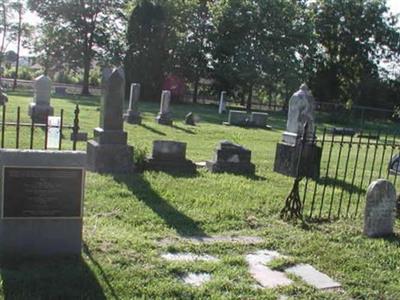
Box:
[0,104,82,151]
[300,128,400,220]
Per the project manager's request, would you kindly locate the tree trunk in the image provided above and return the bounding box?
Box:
[240,92,245,106]
[13,4,22,91]
[246,85,253,112]
[81,55,91,96]
[192,76,199,103]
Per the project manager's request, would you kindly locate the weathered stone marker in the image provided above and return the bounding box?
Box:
[0,85,8,105]
[251,112,269,128]
[0,149,86,258]
[364,179,396,237]
[124,83,142,124]
[145,140,196,173]
[87,68,134,173]
[218,91,227,114]
[206,141,255,175]
[156,90,173,125]
[274,84,321,179]
[28,75,54,123]
[227,110,249,126]
[185,112,196,126]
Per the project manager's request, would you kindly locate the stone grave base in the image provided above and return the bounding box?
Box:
[28,103,54,123]
[274,142,321,179]
[145,158,196,174]
[156,113,173,126]
[206,161,255,175]
[87,141,134,173]
[124,110,142,125]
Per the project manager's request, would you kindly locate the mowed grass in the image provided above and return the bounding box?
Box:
[1,90,400,299]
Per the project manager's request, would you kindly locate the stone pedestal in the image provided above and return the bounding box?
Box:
[206,141,255,175]
[124,110,142,125]
[273,142,321,179]
[156,113,173,126]
[28,103,54,123]
[145,140,196,173]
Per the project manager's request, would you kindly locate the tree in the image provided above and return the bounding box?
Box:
[310,0,400,107]
[28,0,126,95]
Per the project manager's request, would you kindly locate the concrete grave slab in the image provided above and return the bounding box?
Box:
[161,252,219,262]
[285,264,341,290]
[181,273,211,287]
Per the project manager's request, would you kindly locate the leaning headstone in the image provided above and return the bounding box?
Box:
[156,90,173,125]
[273,84,321,179]
[28,75,54,123]
[87,68,134,173]
[185,112,196,126]
[206,140,255,175]
[0,149,86,258]
[0,85,8,105]
[145,140,196,173]
[124,83,142,124]
[218,91,227,114]
[363,179,396,237]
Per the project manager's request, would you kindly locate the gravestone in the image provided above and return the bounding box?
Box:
[124,83,142,124]
[218,91,227,114]
[389,154,400,175]
[185,112,196,126]
[274,84,321,179]
[0,149,86,258]
[227,110,249,126]
[145,140,196,173]
[55,86,67,96]
[28,75,54,123]
[156,90,173,125]
[70,132,88,142]
[250,112,269,128]
[87,68,134,173]
[364,179,396,237]
[0,85,8,105]
[206,141,255,175]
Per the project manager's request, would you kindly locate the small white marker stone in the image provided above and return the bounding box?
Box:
[161,253,219,262]
[285,264,341,290]
[181,273,211,287]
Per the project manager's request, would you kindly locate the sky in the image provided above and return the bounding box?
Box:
[5,1,400,57]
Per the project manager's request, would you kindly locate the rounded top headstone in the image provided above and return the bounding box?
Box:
[34,74,52,105]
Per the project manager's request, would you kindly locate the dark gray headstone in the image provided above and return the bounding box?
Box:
[28,75,54,123]
[185,112,196,126]
[364,179,396,237]
[87,68,134,173]
[206,141,255,174]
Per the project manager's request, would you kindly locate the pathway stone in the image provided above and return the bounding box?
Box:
[161,253,219,262]
[160,235,263,246]
[181,272,211,287]
[245,250,293,288]
[285,264,341,290]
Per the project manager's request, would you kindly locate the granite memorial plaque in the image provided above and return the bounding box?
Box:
[3,167,83,218]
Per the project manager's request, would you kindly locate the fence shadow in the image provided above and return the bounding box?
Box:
[112,173,207,237]
[0,256,106,299]
[317,176,366,195]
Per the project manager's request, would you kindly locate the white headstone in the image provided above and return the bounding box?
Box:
[160,90,171,114]
[218,91,227,114]
[283,84,315,145]
[34,75,52,105]
[46,116,61,149]
[128,83,140,112]
[364,179,397,237]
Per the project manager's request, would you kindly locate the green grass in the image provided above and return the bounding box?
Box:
[1,90,400,299]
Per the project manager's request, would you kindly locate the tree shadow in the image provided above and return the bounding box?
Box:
[317,176,366,195]
[0,255,106,299]
[113,173,207,237]
[139,123,166,136]
[171,124,195,135]
[382,233,400,246]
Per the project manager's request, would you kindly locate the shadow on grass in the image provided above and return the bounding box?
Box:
[140,123,166,136]
[1,256,106,299]
[171,124,195,135]
[317,176,366,195]
[113,173,208,237]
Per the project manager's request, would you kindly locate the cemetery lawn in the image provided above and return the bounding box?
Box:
[2,90,400,299]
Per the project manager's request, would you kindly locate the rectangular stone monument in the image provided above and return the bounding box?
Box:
[364,179,396,238]
[156,90,173,125]
[0,149,86,258]
[124,83,142,124]
[218,91,227,114]
[87,68,134,173]
[227,110,249,126]
[206,141,255,175]
[250,112,269,128]
[145,140,196,173]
